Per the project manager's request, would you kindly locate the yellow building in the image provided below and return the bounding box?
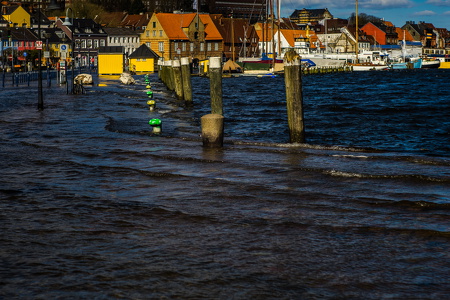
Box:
[128,44,159,72]
[2,5,31,27]
[140,12,223,61]
[98,46,124,75]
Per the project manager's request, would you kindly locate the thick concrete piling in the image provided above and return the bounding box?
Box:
[181,57,193,103]
[209,57,223,115]
[284,50,305,143]
[201,114,224,148]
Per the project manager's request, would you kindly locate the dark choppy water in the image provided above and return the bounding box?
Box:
[1,69,449,299]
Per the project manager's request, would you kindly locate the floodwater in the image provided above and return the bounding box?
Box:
[1,69,449,299]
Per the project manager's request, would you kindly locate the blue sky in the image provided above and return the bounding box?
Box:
[280,0,450,29]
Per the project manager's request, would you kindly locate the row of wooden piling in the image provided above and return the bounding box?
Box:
[158,57,193,103]
[157,51,307,147]
[302,65,352,75]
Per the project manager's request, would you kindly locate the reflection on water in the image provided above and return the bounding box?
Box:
[0,71,449,299]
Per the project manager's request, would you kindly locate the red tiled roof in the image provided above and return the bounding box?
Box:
[156,13,222,40]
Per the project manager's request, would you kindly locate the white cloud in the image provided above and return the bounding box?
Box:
[284,0,415,10]
[426,0,450,6]
[360,0,415,9]
[413,10,437,16]
[443,10,450,14]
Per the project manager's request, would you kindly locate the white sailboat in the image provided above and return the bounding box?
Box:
[350,0,388,71]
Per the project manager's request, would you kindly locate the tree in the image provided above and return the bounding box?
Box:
[128,0,147,14]
[348,13,383,27]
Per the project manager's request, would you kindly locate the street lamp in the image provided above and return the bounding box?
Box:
[62,7,74,94]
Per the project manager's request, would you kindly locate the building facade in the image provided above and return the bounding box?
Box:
[141,12,223,61]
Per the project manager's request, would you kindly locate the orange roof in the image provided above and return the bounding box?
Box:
[156,13,192,39]
[395,28,414,41]
[280,29,294,46]
[198,14,222,40]
[383,21,395,27]
[156,13,222,41]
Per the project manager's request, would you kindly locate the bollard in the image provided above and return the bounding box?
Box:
[181,57,193,103]
[149,118,162,133]
[209,57,223,115]
[201,113,224,148]
[146,90,153,99]
[284,50,305,143]
[147,100,156,111]
[172,59,184,100]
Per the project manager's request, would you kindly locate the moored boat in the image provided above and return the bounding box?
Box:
[421,58,440,68]
[390,58,422,69]
[351,62,388,71]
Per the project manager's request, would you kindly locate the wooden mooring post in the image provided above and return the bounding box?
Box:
[172,59,183,100]
[166,60,174,91]
[209,57,223,115]
[181,57,193,103]
[284,50,305,143]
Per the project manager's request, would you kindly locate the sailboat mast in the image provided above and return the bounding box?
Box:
[270,0,275,68]
[355,0,359,62]
[277,0,281,58]
[231,13,235,61]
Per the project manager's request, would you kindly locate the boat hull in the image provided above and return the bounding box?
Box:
[352,64,388,71]
[438,61,450,69]
[421,60,440,69]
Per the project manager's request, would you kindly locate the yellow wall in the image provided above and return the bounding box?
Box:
[6,6,31,27]
[129,58,155,72]
[98,53,123,74]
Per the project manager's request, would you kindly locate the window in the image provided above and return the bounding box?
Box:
[200,42,204,51]
[214,42,218,51]
[153,30,156,37]
[174,42,178,51]
[146,42,150,48]
[190,42,194,52]
[153,22,156,28]
[159,30,163,37]
[158,41,164,52]
[81,40,86,48]
[100,39,105,47]
[182,42,186,51]
[146,30,149,37]
[94,39,99,48]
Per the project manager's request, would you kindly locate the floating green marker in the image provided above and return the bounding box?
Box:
[149,118,162,133]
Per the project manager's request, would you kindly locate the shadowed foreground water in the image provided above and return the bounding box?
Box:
[1,71,449,299]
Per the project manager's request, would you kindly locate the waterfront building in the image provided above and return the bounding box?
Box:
[210,14,259,60]
[289,8,333,25]
[1,5,30,27]
[103,27,140,57]
[360,21,398,46]
[56,17,107,67]
[141,12,223,62]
